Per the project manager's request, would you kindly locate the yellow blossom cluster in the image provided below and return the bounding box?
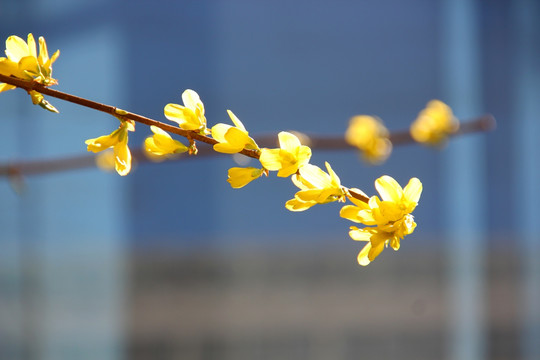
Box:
[410,100,459,146]
[0,33,428,266]
[340,176,422,265]
[135,88,423,265]
[346,115,392,164]
[85,120,135,176]
[144,126,188,160]
[0,33,59,112]
[285,162,345,211]
[345,100,460,165]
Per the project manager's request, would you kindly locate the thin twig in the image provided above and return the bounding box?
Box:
[0,74,260,159]
[0,74,496,187]
[0,116,495,177]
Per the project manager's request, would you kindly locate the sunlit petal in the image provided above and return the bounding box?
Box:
[403,177,422,204]
[259,148,283,171]
[357,242,372,266]
[5,35,29,62]
[227,110,246,131]
[375,175,402,202]
[278,131,301,152]
[227,167,263,188]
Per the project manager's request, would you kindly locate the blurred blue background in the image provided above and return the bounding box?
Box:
[0,0,539,359]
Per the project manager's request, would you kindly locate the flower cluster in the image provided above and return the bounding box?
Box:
[0,33,59,111]
[0,33,428,267]
[85,120,135,176]
[141,88,423,264]
[285,162,345,211]
[340,176,422,265]
[345,115,392,164]
[144,126,188,159]
[410,100,459,146]
[345,99,457,165]
[164,89,210,135]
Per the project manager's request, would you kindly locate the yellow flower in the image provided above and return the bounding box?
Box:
[340,175,422,265]
[211,110,259,154]
[410,100,459,146]
[164,89,209,134]
[0,33,59,92]
[85,121,135,176]
[227,167,264,188]
[144,125,188,159]
[345,115,392,164]
[285,162,346,211]
[259,131,312,177]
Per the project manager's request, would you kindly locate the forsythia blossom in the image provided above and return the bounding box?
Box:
[0,34,59,89]
[211,110,260,154]
[286,162,346,211]
[85,121,135,176]
[340,175,422,266]
[144,125,188,159]
[227,167,265,188]
[259,131,312,177]
[164,89,210,134]
[0,34,60,111]
[345,115,392,164]
[410,100,458,146]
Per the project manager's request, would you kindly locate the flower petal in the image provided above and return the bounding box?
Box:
[144,126,188,157]
[37,36,49,65]
[49,49,60,66]
[259,148,282,171]
[368,240,385,262]
[182,89,202,112]
[298,164,331,189]
[227,167,263,188]
[325,162,341,186]
[19,56,40,76]
[378,201,404,222]
[340,205,364,223]
[296,145,312,166]
[85,132,119,153]
[5,35,29,62]
[213,142,242,154]
[211,123,232,143]
[227,110,246,131]
[357,242,372,266]
[224,127,251,148]
[403,177,423,204]
[278,131,301,152]
[285,198,315,212]
[349,227,372,241]
[0,58,26,79]
[295,189,324,202]
[375,175,402,202]
[164,103,185,122]
[277,163,299,178]
[27,34,37,58]
[114,140,131,176]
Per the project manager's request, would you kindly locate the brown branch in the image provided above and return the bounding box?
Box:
[0,116,495,177]
[0,73,496,181]
[284,113,495,149]
[388,113,496,145]
[0,74,260,159]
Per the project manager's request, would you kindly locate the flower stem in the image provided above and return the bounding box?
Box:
[0,74,261,159]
